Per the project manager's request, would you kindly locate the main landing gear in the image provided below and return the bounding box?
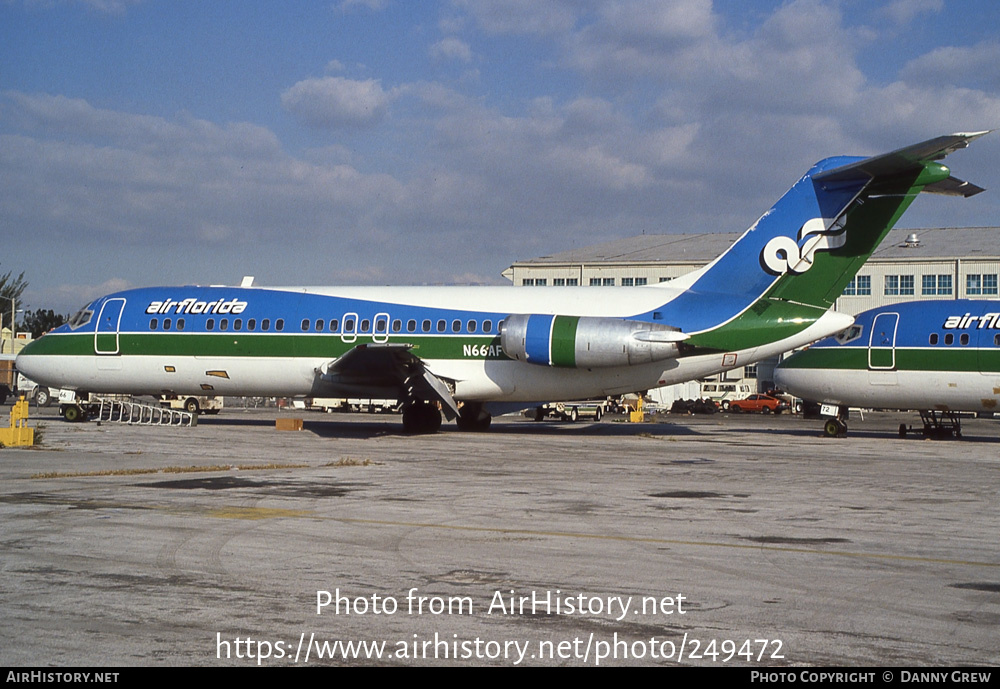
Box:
[401,401,442,434]
[456,402,492,432]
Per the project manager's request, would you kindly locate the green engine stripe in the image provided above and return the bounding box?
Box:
[549,315,579,367]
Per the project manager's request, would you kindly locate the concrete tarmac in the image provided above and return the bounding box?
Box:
[1,406,998,666]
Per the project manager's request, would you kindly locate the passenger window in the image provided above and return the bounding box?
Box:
[483,319,492,333]
[301,319,310,331]
[262,319,270,331]
[163,318,171,330]
[407,319,416,332]
[316,319,324,331]
[437,320,446,332]
[149,319,158,330]
[422,319,431,332]
[345,318,355,331]
[392,319,402,333]
[177,319,185,331]
[929,333,938,345]
[220,319,229,331]
[467,320,477,333]
[995,334,1000,346]
[330,319,339,332]
[960,333,970,346]
[376,318,387,332]
[248,319,256,331]
[276,319,284,331]
[944,333,954,345]
[207,318,215,331]
[452,319,461,333]
[361,319,371,332]
[233,319,242,331]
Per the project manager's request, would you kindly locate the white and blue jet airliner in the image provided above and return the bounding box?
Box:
[16,132,990,433]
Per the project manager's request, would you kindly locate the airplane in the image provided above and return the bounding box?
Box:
[775,298,1000,438]
[15,131,990,434]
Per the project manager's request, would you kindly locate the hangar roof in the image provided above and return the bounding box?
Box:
[513,227,1000,266]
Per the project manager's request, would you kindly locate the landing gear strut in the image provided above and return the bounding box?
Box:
[401,401,442,434]
[456,402,492,432]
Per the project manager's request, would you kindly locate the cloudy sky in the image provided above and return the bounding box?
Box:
[3,0,1000,315]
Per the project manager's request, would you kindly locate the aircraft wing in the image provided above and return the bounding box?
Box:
[815,131,991,196]
[320,343,461,420]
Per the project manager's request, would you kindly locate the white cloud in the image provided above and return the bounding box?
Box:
[454,0,579,35]
[281,77,395,128]
[430,37,473,62]
[900,41,1000,91]
[880,0,943,25]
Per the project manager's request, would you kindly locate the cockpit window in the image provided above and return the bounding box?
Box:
[67,306,95,329]
[834,324,863,345]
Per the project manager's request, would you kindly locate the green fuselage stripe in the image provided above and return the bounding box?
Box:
[22,332,510,361]
[781,346,1000,374]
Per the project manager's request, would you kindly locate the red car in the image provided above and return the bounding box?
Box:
[728,394,788,414]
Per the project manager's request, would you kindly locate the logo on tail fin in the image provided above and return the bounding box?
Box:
[760,218,846,275]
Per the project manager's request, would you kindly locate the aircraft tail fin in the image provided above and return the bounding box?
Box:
[674,131,990,350]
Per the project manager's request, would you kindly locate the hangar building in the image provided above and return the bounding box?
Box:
[503,227,1000,398]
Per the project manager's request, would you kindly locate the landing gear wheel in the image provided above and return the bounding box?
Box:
[456,403,492,432]
[62,405,84,422]
[184,398,200,414]
[823,418,846,438]
[402,402,442,434]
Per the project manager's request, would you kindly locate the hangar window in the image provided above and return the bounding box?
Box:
[960,333,970,346]
[392,319,402,333]
[276,319,284,331]
[929,333,938,345]
[452,319,461,333]
[483,320,493,333]
[437,319,446,332]
[967,273,999,296]
[407,319,416,332]
[885,275,914,296]
[422,319,431,332]
[149,319,158,330]
[944,333,954,345]
[262,319,270,331]
[206,319,215,331]
[301,319,310,331]
[163,318,171,330]
[467,320,476,332]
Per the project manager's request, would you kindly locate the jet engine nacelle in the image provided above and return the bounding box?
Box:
[500,314,688,368]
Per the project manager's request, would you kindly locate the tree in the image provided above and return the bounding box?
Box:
[0,270,28,331]
[21,309,68,339]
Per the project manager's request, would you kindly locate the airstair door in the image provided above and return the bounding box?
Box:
[95,298,126,355]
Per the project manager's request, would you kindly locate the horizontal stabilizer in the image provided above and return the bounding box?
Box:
[815,131,991,193]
